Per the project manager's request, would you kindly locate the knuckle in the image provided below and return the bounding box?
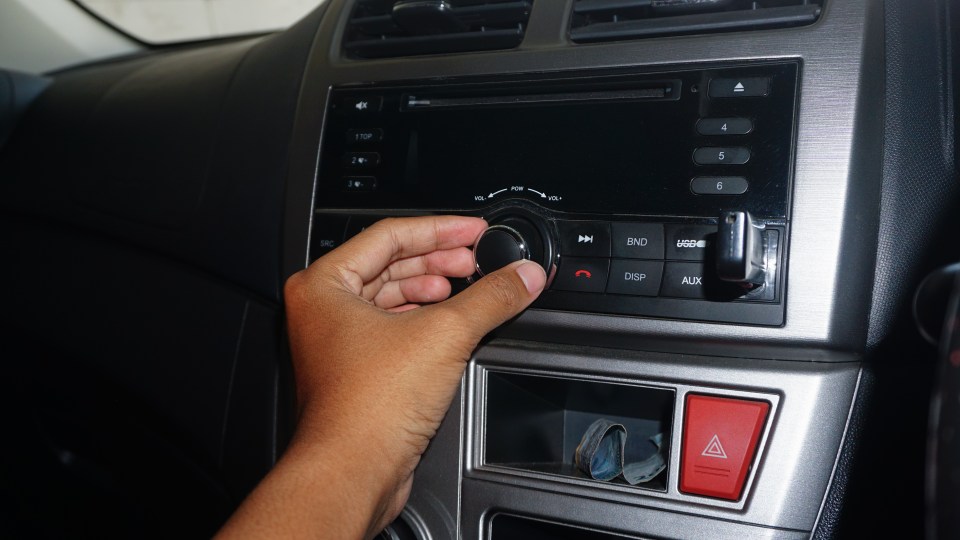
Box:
[284,267,339,311]
[429,303,468,331]
[368,217,397,235]
[483,272,519,309]
[426,315,478,357]
[376,216,397,227]
[283,271,307,305]
[423,305,477,349]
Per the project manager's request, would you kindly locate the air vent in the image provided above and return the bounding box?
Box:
[344,0,533,59]
[570,0,824,43]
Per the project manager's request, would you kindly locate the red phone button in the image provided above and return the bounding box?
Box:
[552,257,609,293]
[680,394,770,501]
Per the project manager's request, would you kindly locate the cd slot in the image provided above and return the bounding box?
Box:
[403,82,678,110]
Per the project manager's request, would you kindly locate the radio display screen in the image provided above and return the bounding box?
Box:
[317,63,798,219]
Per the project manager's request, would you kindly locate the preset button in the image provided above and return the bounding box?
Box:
[343,176,377,192]
[690,177,749,195]
[696,118,753,136]
[346,128,384,144]
[343,152,381,168]
[693,147,751,165]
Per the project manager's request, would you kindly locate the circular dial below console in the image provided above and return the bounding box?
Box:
[474,225,530,276]
[473,209,557,282]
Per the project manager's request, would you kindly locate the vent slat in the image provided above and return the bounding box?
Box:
[346,27,524,58]
[455,3,532,26]
[351,15,401,35]
[345,0,533,58]
[570,0,823,42]
[574,0,653,13]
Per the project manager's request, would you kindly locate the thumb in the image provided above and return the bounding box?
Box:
[436,260,547,342]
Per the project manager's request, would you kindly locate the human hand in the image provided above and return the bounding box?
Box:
[228,215,546,539]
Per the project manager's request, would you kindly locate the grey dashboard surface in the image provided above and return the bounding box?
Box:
[0,5,331,537]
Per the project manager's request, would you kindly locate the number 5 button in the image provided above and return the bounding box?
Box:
[693,147,751,165]
[691,177,749,195]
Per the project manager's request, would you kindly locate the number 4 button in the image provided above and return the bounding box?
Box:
[696,118,754,136]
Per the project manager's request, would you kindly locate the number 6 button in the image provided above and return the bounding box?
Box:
[691,176,749,195]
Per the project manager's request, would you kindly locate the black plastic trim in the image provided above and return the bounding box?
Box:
[345,27,524,58]
[570,5,821,42]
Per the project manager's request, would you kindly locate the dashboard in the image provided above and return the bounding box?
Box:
[1,0,959,539]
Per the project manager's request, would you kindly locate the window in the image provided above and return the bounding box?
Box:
[77,0,326,45]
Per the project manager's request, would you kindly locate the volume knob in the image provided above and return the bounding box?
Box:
[473,225,530,276]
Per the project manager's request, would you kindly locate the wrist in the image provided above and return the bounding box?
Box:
[285,416,409,536]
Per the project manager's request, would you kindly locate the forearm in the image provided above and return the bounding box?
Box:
[216,216,545,538]
[215,436,392,539]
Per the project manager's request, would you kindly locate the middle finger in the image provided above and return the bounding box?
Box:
[360,246,476,301]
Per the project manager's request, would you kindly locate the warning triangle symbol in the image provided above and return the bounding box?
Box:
[701,434,728,459]
[733,82,745,92]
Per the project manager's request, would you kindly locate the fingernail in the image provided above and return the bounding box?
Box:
[515,261,547,294]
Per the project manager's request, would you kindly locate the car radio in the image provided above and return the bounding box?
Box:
[311,63,799,325]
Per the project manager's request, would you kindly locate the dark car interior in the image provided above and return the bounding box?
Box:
[2,0,960,538]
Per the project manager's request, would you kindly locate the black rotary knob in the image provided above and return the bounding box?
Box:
[474,225,530,276]
[473,211,557,281]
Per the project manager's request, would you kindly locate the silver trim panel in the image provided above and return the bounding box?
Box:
[284,0,883,359]
[461,344,858,533]
[282,1,879,537]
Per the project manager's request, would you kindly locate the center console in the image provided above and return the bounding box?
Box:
[284,0,883,538]
[313,62,796,325]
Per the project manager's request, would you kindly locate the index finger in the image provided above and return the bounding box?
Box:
[322,215,486,293]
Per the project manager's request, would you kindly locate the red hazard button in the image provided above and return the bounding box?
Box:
[680,394,770,501]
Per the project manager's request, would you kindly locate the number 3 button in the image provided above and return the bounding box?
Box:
[690,177,749,195]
